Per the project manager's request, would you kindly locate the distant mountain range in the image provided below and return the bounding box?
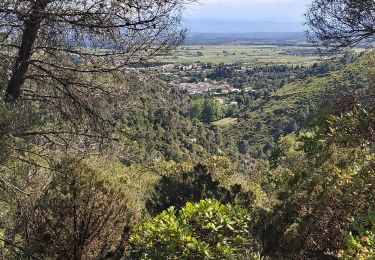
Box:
[183,32,308,45]
[184,18,306,33]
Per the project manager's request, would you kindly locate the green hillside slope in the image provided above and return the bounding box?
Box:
[220,52,373,158]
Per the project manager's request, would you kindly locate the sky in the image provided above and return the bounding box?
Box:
[184,0,311,22]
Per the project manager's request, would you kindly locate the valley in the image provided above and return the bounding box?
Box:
[0,0,374,259]
[156,45,323,65]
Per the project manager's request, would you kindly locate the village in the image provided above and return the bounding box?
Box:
[144,62,255,95]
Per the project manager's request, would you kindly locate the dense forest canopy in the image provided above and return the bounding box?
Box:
[0,0,374,259]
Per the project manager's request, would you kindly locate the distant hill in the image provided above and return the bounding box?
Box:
[184,19,306,34]
[182,18,309,45]
[184,32,308,45]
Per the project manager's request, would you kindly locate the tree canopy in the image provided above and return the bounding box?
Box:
[306,0,375,48]
[0,0,193,101]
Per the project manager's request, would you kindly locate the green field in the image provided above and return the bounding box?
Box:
[157,45,324,65]
[212,117,238,127]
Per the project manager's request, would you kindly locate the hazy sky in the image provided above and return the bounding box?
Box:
[185,0,311,21]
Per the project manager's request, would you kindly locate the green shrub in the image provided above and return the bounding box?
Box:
[262,108,375,258]
[341,212,375,259]
[130,199,261,259]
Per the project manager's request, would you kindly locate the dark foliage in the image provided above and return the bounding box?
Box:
[146,164,254,216]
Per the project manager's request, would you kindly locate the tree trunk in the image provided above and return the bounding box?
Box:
[5,1,47,101]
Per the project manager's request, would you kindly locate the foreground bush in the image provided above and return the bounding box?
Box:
[4,158,130,260]
[263,108,375,258]
[341,211,375,259]
[130,199,261,259]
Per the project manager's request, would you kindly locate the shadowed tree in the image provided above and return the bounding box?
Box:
[146,164,254,216]
[306,0,375,48]
[5,158,131,260]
